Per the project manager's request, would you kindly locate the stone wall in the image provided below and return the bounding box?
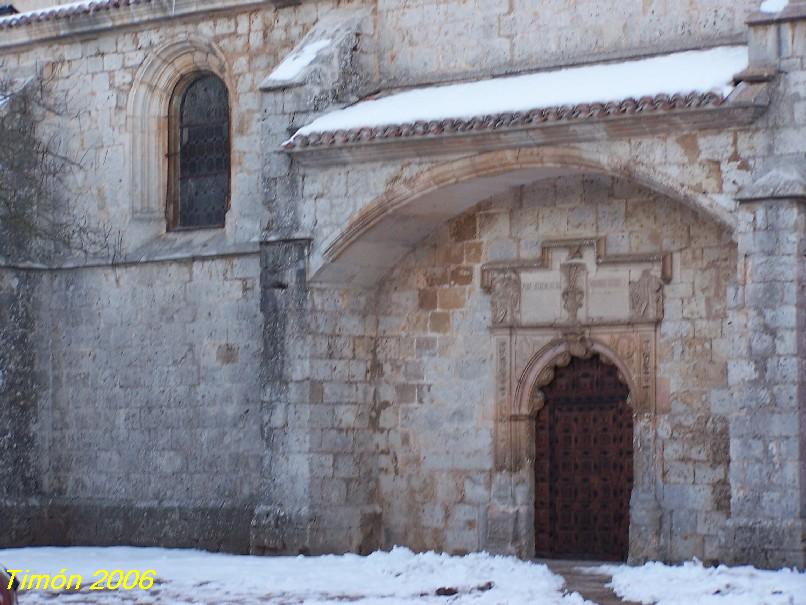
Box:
[2,254,264,551]
[0,0,323,551]
[374,0,757,85]
[0,2,326,248]
[0,269,42,505]
[726,200,806,567]
[0,0,804,566]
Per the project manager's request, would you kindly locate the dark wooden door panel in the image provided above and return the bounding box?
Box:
[534,355,633,561]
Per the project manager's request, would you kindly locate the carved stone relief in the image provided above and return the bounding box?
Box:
[486,237,665,475]
[482,237,670,328]
[630,269,665,321]
[561,263,586,323]
[490,270,521,326]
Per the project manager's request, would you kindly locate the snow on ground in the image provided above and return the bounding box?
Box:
[0,546,590,605]
[289,45,748,142]
[760,0,789,13]
[596,559,806,605]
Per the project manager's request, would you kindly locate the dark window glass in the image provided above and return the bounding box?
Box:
[175,74,229,229]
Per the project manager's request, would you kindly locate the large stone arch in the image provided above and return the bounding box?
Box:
[309,139,739,560]
[310,146,736,287]
[127,35,231,222]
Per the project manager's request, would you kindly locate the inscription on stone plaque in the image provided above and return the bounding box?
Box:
[588,269,630,322]
[520,274,563,324]
[482,238,669,327]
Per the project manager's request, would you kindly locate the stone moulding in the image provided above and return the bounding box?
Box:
[127,35,231,222]
[284,82,770,167]
[493,326,655,474]
[480,237,673,291]
[481,237,672,329]
[517,334,638,421]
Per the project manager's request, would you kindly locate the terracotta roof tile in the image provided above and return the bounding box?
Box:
[283,91,726,150]
[0,0,152,29]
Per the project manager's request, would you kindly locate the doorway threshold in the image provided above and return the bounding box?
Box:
[536,559,647,605]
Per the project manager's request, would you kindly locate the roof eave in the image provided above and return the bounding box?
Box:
[0,0,297,51]
[283,83,770,168]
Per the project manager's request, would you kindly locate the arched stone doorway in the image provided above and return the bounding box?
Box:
[532,354,633,561]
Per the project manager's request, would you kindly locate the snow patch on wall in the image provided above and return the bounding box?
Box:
[289,45,748,142]
[760,0,789,13]
[263,39,332,85]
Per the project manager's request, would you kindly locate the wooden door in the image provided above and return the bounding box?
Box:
[534,355,633,561]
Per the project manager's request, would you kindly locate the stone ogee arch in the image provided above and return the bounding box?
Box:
[514,335,640,420]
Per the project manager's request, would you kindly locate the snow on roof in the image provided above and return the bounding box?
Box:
[287,45,748,146]
[263,38,332,85]
[0,0,149,29]
[760,0,789,12]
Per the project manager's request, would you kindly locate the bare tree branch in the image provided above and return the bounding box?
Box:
[0,71,118,264]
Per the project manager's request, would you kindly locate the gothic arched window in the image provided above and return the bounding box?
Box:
[167,73,230,230]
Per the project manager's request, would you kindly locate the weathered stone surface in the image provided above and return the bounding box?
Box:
[0,0,804,569]
[0,270,41,502]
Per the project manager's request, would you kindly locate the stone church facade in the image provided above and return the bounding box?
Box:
[0,0,804,568]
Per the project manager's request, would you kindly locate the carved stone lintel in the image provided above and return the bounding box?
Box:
[483,237,672,328]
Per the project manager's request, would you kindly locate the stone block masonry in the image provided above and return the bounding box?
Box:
[0,269,41,504]
[0,0,805,569]
[2,254,264,551]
